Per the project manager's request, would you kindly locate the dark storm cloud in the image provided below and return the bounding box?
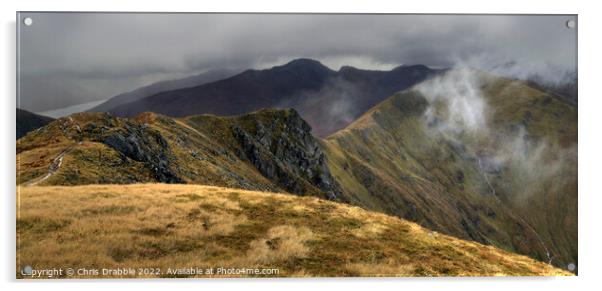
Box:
[17,13,577,111]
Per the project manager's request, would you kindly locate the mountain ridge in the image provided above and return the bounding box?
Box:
[106,58,442,137]
[17,108,342,201]
[90,68,237,113]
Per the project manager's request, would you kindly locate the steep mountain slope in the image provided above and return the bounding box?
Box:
[17,184,570,278]
[16,108,54,139]
[17,109,341,200]
[323,69,577,271]
[90,69,237,113]
[107,59,440,136]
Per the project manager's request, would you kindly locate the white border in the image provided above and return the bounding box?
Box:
[2,0,600,290]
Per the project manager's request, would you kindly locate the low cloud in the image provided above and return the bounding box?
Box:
[416,67,576,200]
[418,68,489,136]
[276,77,366,137]
[18,13,577,111]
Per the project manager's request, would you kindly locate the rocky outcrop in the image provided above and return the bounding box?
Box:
[231,109,342,200]
[96,121,182,183]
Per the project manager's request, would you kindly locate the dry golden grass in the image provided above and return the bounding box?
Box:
[246,225,314,264]
[17,184,571,278]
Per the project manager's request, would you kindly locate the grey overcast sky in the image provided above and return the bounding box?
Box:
[17,13,577,112]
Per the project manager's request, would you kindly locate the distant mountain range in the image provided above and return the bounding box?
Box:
[90,68,237,113]
[101,59,442,137]
[16,108,54,139]
[19,59,439,139]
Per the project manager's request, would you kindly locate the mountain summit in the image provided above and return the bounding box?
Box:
[105,59,441,137]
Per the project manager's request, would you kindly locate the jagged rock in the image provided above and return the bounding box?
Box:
[99,122,182,183]
[232,109,342,200]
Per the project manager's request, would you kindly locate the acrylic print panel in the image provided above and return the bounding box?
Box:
[16,13,577,279]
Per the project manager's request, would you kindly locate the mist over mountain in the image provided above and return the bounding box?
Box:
[527,72,577,104]
[323,69,576,271]
[487,60,577,104]
[107,59,441,137]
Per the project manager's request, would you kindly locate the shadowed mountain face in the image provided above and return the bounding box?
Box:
[16,108,54,139]
[90,69,237,113]
[107,59,441,137]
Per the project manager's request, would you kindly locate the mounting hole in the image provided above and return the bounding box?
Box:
[566,20,576,29]
[23,17,33,26]
[567,263,576,271]
[22,265,32,275]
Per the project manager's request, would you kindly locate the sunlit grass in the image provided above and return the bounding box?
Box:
[17,184,570,278]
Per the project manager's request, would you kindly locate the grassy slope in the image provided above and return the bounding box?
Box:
[17,110,331,199]
[17,184,569,278]
[478,74,578,270]
[323,73,577,270]
[17,113,156,185]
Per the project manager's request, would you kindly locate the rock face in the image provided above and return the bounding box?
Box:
[99,122,182,183]
[55,113,184,183]
[231,109,342,199]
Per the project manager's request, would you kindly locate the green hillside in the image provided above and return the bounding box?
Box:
[323,70,577,271]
